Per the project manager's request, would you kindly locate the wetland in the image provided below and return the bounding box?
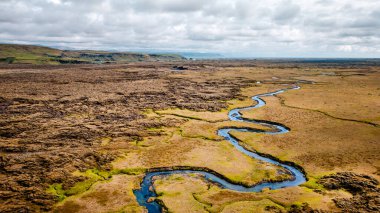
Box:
[0,59,379,212]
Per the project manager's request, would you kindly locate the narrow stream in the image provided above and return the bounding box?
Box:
[133,86,306,212]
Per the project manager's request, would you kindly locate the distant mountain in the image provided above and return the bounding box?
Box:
[0,44,186,64]
[178,52,224,59]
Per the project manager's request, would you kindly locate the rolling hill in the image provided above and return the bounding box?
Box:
[0,44,186,64]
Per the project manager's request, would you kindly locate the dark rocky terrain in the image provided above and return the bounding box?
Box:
[0,62,252,212]
[319,172,380,212]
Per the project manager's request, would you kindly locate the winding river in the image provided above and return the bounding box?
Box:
[133,86,307,212]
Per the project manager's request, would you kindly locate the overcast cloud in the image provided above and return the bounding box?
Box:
[1,0,380,57]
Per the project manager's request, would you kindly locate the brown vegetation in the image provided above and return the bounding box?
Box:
[0,60,379,212]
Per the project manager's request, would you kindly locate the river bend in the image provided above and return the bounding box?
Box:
[133,86,306,212]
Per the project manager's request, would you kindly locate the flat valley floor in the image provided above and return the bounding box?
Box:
[0,60,379,212]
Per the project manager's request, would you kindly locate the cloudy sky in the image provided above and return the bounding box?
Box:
[1,0,380,57]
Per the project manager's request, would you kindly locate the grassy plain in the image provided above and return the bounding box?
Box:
[0,60,379,212]
[237,70,380,179]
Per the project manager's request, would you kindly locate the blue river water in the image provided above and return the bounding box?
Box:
[133,85,306,212]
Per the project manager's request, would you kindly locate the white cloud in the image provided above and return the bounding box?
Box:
[47,0,61,5]
[0,0,379,57]
[273,0,301,24]
[338,45,353,52]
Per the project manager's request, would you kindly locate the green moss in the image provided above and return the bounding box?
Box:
[65,179,97,196]
[65,169,103,196]
[300,177,325,191]
[46,183,66,201]
[116,168,147,175]
[47,168,113,199]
